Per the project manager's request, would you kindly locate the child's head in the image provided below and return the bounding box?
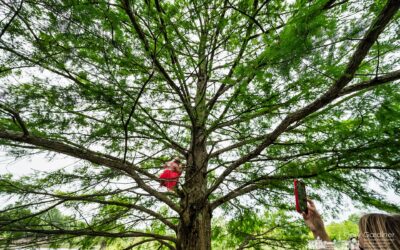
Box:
[173,157,181,164]
[175,163,185,173]
[166,157,185,172]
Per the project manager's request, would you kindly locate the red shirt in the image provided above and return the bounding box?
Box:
[159,169,181,190]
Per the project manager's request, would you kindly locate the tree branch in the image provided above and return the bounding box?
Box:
[211,161,400,210]
[0,129,181,212]
[1,228,177,242]
[123,71,154,163]
[0,201,64,227]
[339,69,400,96]
[45,192,177,231]
[120,0,194,123]
[207,0,400,195]
[0,103,29,136]
[0,0,24,39]
[154,0,188,98]
[208,69,400,158]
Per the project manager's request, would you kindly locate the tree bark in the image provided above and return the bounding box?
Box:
[176,123,211,250]
[176,44,212,248]
[177,202,212,250]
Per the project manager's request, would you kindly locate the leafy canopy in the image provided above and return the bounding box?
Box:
[0,0,399,249]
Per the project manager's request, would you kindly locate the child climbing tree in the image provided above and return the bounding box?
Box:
[0,0,400,249]
[159,157,185,190]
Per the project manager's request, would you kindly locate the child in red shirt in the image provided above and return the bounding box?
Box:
[159,157,184,190]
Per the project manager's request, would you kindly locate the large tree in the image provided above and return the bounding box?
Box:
[0,0,400,249]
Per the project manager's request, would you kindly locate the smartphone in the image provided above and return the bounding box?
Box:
[294,179,308,214]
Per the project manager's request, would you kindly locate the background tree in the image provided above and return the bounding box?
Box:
[325,214,360,242]
[0,0,400,249]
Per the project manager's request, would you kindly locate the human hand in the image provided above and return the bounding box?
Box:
[302,198,329,240]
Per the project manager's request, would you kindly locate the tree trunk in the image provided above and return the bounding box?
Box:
[176,124,211,250]
[176,33,212,249]
[176,203,212,250]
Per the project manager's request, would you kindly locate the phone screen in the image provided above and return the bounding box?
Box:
[295,180,308,214]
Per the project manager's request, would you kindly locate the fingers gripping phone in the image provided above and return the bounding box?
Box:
[294,179,308,214]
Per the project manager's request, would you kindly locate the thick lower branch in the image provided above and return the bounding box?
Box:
[211,162,400,210]
[207,0,400,195]
[0,129,180,212]
[208,69,400,160]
